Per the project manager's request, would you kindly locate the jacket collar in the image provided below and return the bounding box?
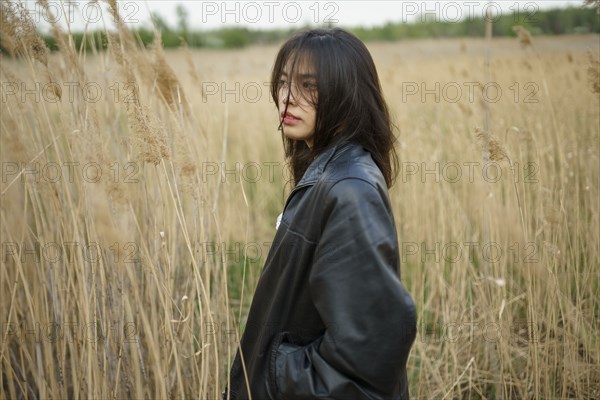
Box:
[296,140,356,187]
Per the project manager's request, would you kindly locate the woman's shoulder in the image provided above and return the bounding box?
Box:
[314,142,395,223]
[319,140,387,192]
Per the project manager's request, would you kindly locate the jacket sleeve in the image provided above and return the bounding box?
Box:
[267,177,418,400]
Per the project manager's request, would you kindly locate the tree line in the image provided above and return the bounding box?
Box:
[3,6,599,53]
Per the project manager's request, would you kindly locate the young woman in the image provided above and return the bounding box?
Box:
[224,28,417,400]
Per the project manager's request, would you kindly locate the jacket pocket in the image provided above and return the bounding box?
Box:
[268,331,290,400]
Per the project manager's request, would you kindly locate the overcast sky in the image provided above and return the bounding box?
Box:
[27,1,588,32]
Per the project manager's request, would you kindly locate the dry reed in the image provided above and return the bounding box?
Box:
[0,6,598,399]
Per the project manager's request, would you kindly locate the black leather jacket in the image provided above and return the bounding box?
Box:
[225,140,417,400]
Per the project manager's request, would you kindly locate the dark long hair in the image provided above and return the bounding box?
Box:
[270,28,399,188]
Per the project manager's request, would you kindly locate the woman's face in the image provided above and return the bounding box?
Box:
[277,59,318,148]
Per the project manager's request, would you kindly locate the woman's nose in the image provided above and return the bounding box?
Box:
[280,83,297,104]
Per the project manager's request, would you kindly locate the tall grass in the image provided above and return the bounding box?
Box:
[1,3,599,398]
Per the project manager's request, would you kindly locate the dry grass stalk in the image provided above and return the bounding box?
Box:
[0,1,49,65]
[105,31,169,165]
[0,2,19,56]
[105,0,137,53]
[129,105,171,165]
[1,22,598,399]
[476,128,509,163]
[106,32,140,105]
[183,41,201,85]
[587,51,600,93]
[476,127,528,239]
[104,0,153,88]
[512,25,533,48]
[45,69,62,100]
[1,1,65,107]
[151,31,190,115]
[37,0,84,79]
[0,70,30,162]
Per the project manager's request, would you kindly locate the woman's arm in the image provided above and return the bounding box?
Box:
[267,177,417,400]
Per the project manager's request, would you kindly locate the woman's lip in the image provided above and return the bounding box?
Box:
[281,111,300,120]
[282,116,301,125]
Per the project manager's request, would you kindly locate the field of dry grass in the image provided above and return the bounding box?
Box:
[1,3,599,398]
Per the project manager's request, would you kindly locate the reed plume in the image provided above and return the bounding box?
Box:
[475,128,509,163]
[0,1,48,65]
[151,31,191,115]
[512,26,533,48]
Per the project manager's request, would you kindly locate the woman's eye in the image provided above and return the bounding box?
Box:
[302,82,317,90]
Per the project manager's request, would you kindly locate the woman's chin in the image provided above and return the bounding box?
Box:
[282,132,307,143]
[282,128,314,144]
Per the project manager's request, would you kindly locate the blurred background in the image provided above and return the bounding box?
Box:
[1,1,599,399]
